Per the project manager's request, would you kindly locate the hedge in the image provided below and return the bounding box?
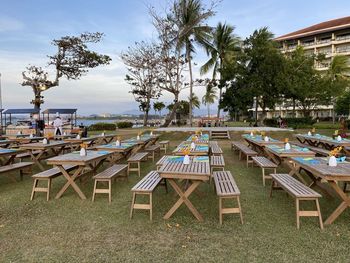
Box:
[263,117,316,129]
[88,122,116,131]
[117,121,133,129]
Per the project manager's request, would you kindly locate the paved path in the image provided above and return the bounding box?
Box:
[155,127,293,132]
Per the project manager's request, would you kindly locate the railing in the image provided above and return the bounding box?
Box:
[317,50,332,55]
[301,41,315,47]
[317,39,331,44]
[336,46,350,53]
[335,35,350,41]
[287,45,297,50]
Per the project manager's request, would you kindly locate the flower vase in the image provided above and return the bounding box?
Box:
[284,142,291,150]
[264,136,269,142]
[337,135,342,141]
[329,156,337,167]
[137,135,140,140]
[115,140,121,147]
[80,147,87,157]
[42,138,48,145]
[183,155,190,165]
[190,142,196,151]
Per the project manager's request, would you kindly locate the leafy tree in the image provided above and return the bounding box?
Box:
[243,27,285,122]
[121,42,162,126]
[22,32,111,109]
[170,0,215,126]
[200,22,241,118]
[153,101,166,117]
[335,90,350,116]
[202,84,217,117]
[189,92,200,109]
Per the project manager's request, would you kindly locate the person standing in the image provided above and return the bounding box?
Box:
[53,115,63,136]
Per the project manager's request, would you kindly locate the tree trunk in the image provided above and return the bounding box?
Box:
[187,45,193,127]
[32,88,42,110]
[143,109,149,126]
[162,95,179,127]
[292,98,296,118]
[208,104,210,118]
[217,87,222,118]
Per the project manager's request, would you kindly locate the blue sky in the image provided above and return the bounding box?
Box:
[0,0,348,115]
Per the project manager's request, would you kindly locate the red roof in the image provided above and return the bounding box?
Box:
[275,16,350,41]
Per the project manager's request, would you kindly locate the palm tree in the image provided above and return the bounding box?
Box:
[172,0,214,126]
[200,22,241,118]
[202,85,217,117]
[153,101,166,118]
[189,92,200,109]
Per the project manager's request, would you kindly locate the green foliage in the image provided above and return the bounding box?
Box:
[263,117,316,128]
[335,90,350,115]
[88,122,116,131]
[116,121,134,129]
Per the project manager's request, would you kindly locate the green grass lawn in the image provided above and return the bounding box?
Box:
[1,129,350,262]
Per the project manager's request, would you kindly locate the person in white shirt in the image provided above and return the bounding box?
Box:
[53,116,63,135]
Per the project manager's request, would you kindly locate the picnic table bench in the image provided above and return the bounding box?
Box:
[30,164,78,201]
[213,171,243,225]
[145,144,161,162]
[127,152,149,177]
[0,162,33,182]
[231,141,258,167]
[210,155,225,174]
[92,164,128,203]
[209,141,223,155]
[159,140,170,154]
[130,171,163,221]
[252,156,277,186]
[270,173,323,229]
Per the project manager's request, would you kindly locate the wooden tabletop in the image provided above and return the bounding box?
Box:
[0,139,16,146]
[122,136,154,144]
[266,144,315,158]
[20,141,69,150]
[173,141,209,156]
[158,161,210,181]
[295,134,350,147]
[15,137,44,143]
[291,157,350,181]
[0,148,24,156]
[47,150,113,166]
[242,134,285,147]
[64,136,100,143]
[186,134,209,142]
[95,142,137,152]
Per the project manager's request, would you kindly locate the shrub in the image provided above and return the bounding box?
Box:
[88,122,116,131]
[117,121,133,129]
[263,117,316,129]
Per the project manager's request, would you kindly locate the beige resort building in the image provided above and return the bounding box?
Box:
[253,16,350,119]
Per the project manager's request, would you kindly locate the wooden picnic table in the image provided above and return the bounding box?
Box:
[0,148,25,165]
[47,150,114,200]
[54,134,76,140]
[290,157,350,225]
[95,134,118,144]
[158,158,210,221]
[265,144,315,184]
[295,134,350,152]
[242,134,285,155]
[173,141,209,156]
[14,137,44,144]
[20,141,69,171]
[186,134,209,142]
[94,142,137,162]
[0,139,17,148]
[64,136,102,150]
[122,135,159,153]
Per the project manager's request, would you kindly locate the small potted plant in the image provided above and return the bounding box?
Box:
[311,127,316,136]
[80,143,88,156]
[183,148,191,164]
[115,136,121,146]
[284,138,291,150]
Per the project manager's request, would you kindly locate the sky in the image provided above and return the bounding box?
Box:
[0,0,349,115]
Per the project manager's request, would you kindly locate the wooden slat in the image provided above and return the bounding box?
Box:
[213,171,240,197]
[93,164,128,179]
[211,155,225,167]
[131,171,162,192]
[32,164,77,178]
[252,156,277,168]
[127,152,149,162]
[0,162,33,173]
[271,174,321,198]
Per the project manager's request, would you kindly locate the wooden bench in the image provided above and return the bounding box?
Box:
[16,150,45,160]
[92,164,128,203]
[159,140,170,154]
[213,171,243,225]
[127,152,149,177]
[209,141,223,155]
[252,156,278,186]
[130,171,162,221]
[145,144,161,162]
[270,173,323,229]
[291,142,329,157]
[231,141,258,167]
[210,155,225,174]
[0,162,33,182]
[210,130,230,140]
[30,164,77,201]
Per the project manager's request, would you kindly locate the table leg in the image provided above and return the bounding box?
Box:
[29,150,45,171]
[164,179,203,221]
[55,166,86,199]
[286,161,307,185]
[324,181,350,225]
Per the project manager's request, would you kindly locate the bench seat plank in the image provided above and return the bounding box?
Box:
[132,171,161,192]
[93,164,128,179]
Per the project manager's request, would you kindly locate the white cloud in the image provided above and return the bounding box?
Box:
[0,16,24,32]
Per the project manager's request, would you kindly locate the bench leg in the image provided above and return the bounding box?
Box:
[47,179,52,201]
[108,180,112,203]
[296,199,300,229]
[149,193,153,221]
[219,197,223,225]
[262,168,266,186]
[237,196,243,224]
[92,180,97,202]
[138,162,141,177]
[315,199,324,230]
[130,193,136,219]
[30,179,39,200]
